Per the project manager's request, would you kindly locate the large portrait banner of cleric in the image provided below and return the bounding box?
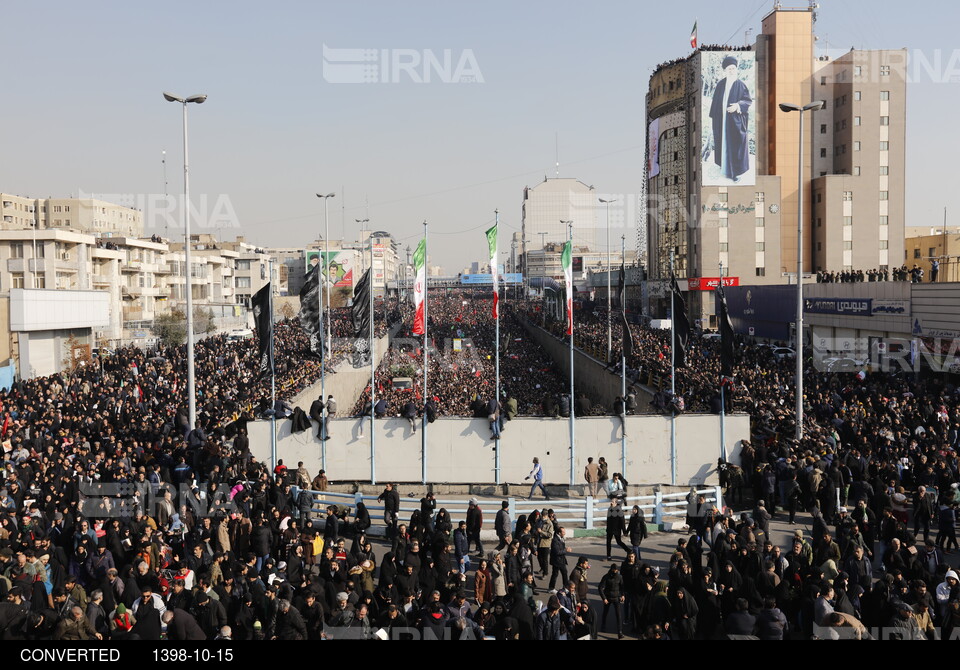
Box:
[701,51,757,186]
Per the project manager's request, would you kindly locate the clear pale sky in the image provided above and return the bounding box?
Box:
[0,1,954,272]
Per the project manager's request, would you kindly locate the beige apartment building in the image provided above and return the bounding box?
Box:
[0,194,143,237]
[645,5,907,327]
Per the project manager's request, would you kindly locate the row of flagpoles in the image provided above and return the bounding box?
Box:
[250,211,736,488]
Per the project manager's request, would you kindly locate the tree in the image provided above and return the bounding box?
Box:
[192,306,216,335]
[279,301,295,320]
[156,308,187,347]
[61,334,92,375]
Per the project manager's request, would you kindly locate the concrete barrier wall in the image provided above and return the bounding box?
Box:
[520,319,653,412]
[289,333,389,408]
[248,413,747,487]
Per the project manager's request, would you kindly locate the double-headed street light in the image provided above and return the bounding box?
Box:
[778,100,823,441]
[163,92,207,430]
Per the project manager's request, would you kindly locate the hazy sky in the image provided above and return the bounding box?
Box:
[0,1,955,272]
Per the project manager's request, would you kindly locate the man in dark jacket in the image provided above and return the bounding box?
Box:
[535,596,569,640]
[192,592,227,639]
[275,599,307,640]
[401,400,417,433]
[549,527,568,591]
[162,608,206,641]
[250,520,272,573]
[605,500,630,560]
[378,484,399,538]
[309,396,326,439]
[466,499,483,556]
[324,506,340,545]
[599,564,625,639]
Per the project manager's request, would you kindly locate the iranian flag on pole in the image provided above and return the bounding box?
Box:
[485,223,499,318]
[561,240,573,335]
[690,20,698,49]
[412,238,427,335]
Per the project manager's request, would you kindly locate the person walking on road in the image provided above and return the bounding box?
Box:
[526,457,550,500]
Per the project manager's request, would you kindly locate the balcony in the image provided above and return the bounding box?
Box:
[121,260,141,273]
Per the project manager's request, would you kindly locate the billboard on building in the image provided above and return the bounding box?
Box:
[701,51,757,186]
[305,250,354,288]
[648,117,661,179]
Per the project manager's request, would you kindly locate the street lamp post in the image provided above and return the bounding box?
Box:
[599,198,617,362]
[778,100,823,442]
[163,91,207,430]
[317,193,336,351]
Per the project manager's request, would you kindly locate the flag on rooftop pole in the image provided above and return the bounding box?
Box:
[412,239,427,336]
[561,240,573,335]
[670,275,689,369]
[690,20,698,49]
[717,281,736,379]
[485,222,499,319]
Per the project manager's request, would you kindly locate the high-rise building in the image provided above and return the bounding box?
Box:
[521,178,598,258]
[645,5,906,327]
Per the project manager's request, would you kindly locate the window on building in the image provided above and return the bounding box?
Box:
[879,241,889,250]
[820,124,827,134]
[843,191,853,201]
[755,192,765,203]
[718,192,728,202]
[10,242,23,259]
[235,277,251,289]
[11,273,23,289]
[854,91,861,101]
[817,242,822,251]
[817,218,823,228]
[854,141,861,151]
[881,90,890,101]
[719,218,728,228]
[854,116,861,126]
[756,217,765,227]
[880,216,889,226]
[36,244,44,258]
[719,243,729,252]
[756,242,765,252]
[33,274,45,289]
[879,166,889,175]
[755,267,766,277]
[880,191,889,201]
[914,248,921,259]
[820,76,827,85]
[853,166,861,176]
[880,116,890,126]
[855,65,863,76]
[820,148,827,158]
[844,216,853,226]
[880,141,889,151]
[929,247,937,258]
[844,241,853,250]
[236,260,251,271]
[817,193,822,204]
[880,65,891,76]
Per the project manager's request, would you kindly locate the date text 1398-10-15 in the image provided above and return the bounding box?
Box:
[153,649,234,663]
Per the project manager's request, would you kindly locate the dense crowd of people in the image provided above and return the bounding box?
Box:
[1,284,960,640]
[350,293,573,419]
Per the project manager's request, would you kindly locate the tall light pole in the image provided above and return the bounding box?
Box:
[779,100,823,442]
[355,218,370,292]
[599,198,617,361]
[163,91,207,430]
[317,193,336,352]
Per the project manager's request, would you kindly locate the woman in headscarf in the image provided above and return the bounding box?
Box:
[670,586,699,640]
[474,557,492,604]
[693,567,722,639]
[489,552,507,601]
[648,580,672,629]
[378,552,398,591]
[718,560,744,617]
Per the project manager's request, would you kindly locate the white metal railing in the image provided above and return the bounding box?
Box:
[292,485,723,530]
